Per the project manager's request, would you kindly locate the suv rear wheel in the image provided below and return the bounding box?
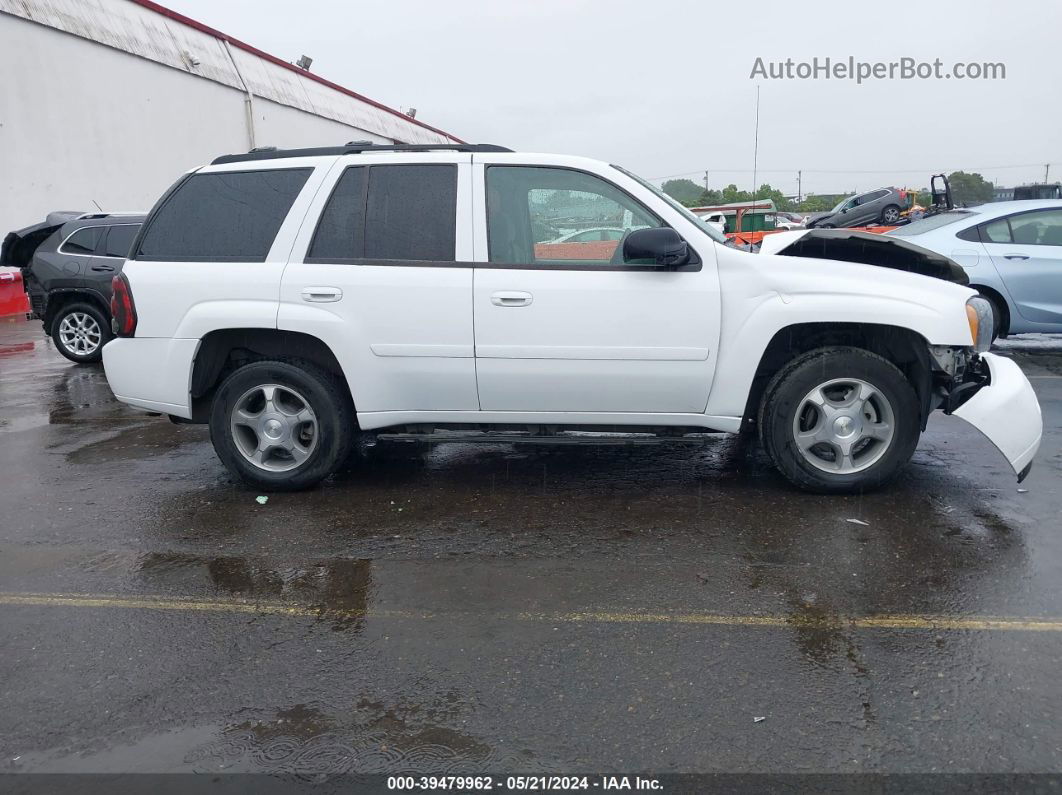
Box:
[209,360,354,491]
[758,347,920,493]
[52,302,112,363]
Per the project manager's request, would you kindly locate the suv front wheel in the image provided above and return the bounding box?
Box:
[52,302,112,363]
[209,360,354,491]
[758,347,921,493]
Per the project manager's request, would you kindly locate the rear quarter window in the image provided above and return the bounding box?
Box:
[135,169,311,262]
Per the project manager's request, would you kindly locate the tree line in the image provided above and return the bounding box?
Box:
[662,171,997,213]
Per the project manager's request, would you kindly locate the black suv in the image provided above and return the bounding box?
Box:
[2,212,144,362]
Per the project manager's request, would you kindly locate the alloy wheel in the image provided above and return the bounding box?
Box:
[58,312,102,356]
[792,378,896,474]
[230,383,319,472]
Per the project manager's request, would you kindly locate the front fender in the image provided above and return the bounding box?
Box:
[704,247,976,420]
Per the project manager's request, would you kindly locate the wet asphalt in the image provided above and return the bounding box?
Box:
[0,315,1060,777]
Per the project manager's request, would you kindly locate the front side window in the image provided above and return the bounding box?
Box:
[486,166,662,266]
[308,164,457,262]
[136,168,311,261]
[60,226,103,255]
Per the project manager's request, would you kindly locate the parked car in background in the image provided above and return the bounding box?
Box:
[101,142,1039,495]
[806,188,907,228]
[696,211,727,233]
[888,200,1062,339]
[1,212,144,362]
[774,211,806,230]
[547,227,626,243]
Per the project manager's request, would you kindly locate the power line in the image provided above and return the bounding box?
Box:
[650,162,1061,181]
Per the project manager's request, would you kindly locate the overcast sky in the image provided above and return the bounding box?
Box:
[166,0,1061,197]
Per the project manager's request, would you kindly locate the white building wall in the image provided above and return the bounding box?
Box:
[0,0,461,231]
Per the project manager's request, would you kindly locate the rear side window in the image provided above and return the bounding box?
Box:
[103,224,140,258]
[136,169,311,261]
[307,164,457,262]
[60,227,103,255]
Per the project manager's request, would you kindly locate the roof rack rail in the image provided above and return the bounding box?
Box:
[211,143,513,165]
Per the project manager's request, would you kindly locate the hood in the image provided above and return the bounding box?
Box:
[1,212,82,268]
[757,228,969,285]
[803,211,834,227]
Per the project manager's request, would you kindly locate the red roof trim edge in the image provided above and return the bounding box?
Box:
[127,0,464,143]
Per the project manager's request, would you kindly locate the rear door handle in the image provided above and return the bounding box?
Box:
[490,291,533,307]
[91,264,116,272]
[1003,254,1029,260]
[301,286,343,303]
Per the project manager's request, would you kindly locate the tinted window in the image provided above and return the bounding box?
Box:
[137,169,311,261]
[308,167,367,259]
[365,165,456,260]
[61,227,103,255]
[307,164,456,262]
[103,224,141,258]
[487,166,661,266]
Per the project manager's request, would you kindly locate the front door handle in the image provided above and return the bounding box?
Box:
[490,291,533,307]
[1003,254,1030,260]
[301,286,343,303]
[91,264,116,272]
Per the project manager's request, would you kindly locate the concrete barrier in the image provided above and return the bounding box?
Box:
[0,270,31,317]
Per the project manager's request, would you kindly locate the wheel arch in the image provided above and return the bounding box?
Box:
[969,283,1011,337]
[740,322,935,432]
[189,328,348,423]
[43,288,110,334]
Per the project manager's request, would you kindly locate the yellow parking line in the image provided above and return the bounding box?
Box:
[1,592,1061,632]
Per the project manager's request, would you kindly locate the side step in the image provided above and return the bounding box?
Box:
[374,430,728,447]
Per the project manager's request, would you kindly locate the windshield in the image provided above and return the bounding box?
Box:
[888,210,976,237]
[830,195,853,213]
[611,164,728,244]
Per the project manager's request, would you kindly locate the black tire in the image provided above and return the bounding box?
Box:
[758,347,921,494]
[818,223,835,229]
[209,360,354,491]
[51,301,112,364]
[880,204,901,224]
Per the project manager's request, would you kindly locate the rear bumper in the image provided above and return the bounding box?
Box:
[102,337,199,418]
[952,352,1042,479]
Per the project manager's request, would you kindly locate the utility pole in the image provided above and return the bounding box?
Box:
[704,170,710,192]
[797,170,802,204]
[751,85,761,202]
[1046,163,1052,183]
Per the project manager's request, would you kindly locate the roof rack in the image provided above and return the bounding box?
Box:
[74,211,148,220]
[211,143,514,166]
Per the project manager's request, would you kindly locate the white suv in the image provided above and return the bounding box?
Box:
[102,143,1042,493]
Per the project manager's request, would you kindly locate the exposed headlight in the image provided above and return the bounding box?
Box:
[966,297,994,352]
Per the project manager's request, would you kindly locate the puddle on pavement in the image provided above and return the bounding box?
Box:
[15,698,546,774]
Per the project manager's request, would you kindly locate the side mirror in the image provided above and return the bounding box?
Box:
[622,227,690,267]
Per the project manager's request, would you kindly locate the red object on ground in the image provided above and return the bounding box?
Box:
[0,270,30,317]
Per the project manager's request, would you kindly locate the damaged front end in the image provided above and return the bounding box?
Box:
[926,342,1042,481]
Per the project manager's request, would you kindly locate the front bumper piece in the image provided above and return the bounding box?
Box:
[952,352,1042,481]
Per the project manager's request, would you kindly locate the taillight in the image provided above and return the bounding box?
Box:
[110,273,138,337]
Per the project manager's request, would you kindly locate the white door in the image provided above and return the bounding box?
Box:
[471,162,717,414]
[980,208,1062,326]
[279,154,478,414]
